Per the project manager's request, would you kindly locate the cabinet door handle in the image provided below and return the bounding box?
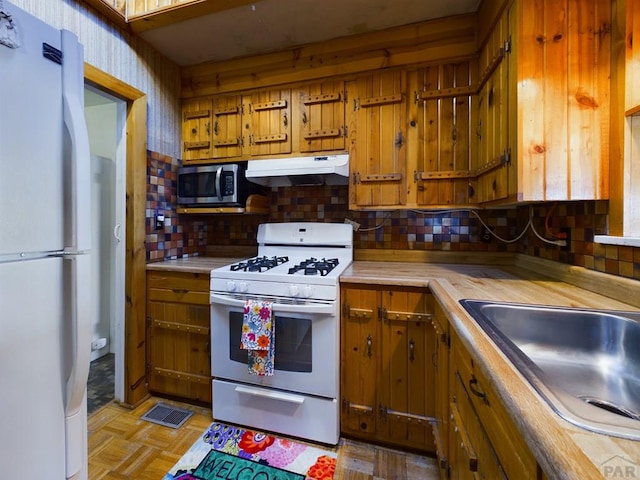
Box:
[366,334,373,358]
[409,339,415,362]
[469,375,489,405]
[171,288,189,295]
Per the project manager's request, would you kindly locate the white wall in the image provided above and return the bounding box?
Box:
[86,102,117,361]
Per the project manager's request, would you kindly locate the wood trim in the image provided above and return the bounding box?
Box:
[513,254,640,309]
[626,105,640,116]
[84,62,148,407]
[127,0,259,33]
[81,0,127,28]
[180,14,477,98]
[476,0,510,51]
[353,249,517,265]
[85,63,144,99]
[609,0,629,236]
[152,367,211,384]
[418,170,476,180]
[176,193,270,215]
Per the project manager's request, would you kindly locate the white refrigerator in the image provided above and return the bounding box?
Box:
[0,1,91,479]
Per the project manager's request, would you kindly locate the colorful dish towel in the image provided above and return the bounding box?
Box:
[240,300,275,376]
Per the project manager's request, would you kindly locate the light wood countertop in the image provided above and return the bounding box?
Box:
[341,258,640,479]
[146,256,243,274]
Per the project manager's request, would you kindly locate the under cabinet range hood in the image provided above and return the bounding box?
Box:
[246,154,349,187]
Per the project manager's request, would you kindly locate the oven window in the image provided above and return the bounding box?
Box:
[229,311,312,372]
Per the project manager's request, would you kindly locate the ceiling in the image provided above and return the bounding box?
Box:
[138,0,482,66]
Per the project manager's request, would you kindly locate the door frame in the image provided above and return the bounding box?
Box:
[84,64,148,407]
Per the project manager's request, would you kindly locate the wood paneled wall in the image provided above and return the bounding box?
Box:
[180,14,478,98]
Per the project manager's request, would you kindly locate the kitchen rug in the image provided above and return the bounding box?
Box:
[163,421,337,480]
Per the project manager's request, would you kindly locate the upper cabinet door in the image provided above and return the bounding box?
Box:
[211,94,243,160]
[513,0,610,202]
[182,97,213,164]
[409,61,477,207]
[297,80,346,153]
[247,89,292,157]
[349,70,407,209]
[474,6,510,204]
[626,0,640,114]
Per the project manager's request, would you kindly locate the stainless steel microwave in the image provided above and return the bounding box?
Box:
[177,163,257,207]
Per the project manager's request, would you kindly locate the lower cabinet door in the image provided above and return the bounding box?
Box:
[341,286,379,437]
[147,300,212,402]
[146,271,212,403]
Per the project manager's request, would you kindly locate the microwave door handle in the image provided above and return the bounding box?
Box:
[216,166,223,201]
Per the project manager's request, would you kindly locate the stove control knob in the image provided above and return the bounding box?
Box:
[300,285,314,298]
[238,281,249,293]
[226,280,237,292]
[288,285,300,297]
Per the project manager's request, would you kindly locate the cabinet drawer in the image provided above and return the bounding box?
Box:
[453,340,536,479]
[148,287,210,305]
[147,271,210,305]
[147,270,210,292]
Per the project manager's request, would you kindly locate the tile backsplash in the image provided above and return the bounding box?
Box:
[146,151,210,261]
[146,151,640,281]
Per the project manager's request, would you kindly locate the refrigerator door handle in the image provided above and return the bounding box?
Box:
[64,253,91,479]
[61,30,91,253]
[61,30,91,479]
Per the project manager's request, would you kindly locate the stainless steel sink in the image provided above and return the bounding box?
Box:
[460,299,640,440]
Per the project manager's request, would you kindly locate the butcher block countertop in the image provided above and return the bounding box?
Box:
[146,256,243,274]
[342,255,640,480]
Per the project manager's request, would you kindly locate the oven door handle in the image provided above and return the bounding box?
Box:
[235,385,305,405]
[210,293,335,315]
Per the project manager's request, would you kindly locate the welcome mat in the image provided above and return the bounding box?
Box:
[163,422,337,480]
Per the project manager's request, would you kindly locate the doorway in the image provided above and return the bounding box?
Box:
[84,64,148,408]
[84,84,126,410]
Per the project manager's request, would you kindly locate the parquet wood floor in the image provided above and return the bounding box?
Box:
[87,397,440,479]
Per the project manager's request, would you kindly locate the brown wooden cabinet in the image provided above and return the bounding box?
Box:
[146,270,211,403]
[626,0,640,115]
[295,79,346,153]
[448,329,539,479]
[431,301,450,479]
[181,96,214,164]
[477,0,611,204]
[408,60,478,208]
[246,88,292,157]
[347,70,408,209]
[181,88,292,163]
[474,5,510,204]
[211,94,244,160]
[341,284,436,451]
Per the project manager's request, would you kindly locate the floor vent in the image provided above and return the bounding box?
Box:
[141,403,193,429]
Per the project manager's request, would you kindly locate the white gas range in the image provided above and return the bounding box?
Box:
[209,222,353,445]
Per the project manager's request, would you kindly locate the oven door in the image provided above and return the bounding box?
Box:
[210,292,339,399]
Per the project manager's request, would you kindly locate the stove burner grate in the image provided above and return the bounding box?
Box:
[288,257,339,277]
[230,255,289,272]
